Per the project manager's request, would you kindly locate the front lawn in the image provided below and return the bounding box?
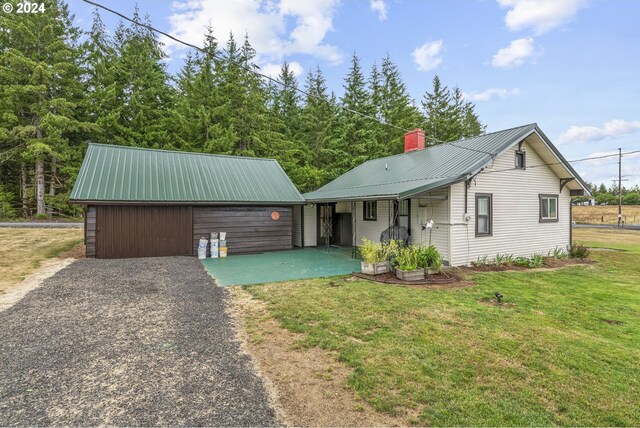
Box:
[0,228,83,294]
[245,229,639,426]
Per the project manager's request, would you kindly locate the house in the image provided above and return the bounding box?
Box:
[299,123,590,266]
[70,144,305,258]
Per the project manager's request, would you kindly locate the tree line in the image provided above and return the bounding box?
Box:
[577,183,640,206]
[0,0,484,219]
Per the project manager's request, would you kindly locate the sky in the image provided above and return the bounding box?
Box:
[67,0,640,188]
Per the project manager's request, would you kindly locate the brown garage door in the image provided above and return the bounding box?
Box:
[193,206,292,255]
[96,206,193,258]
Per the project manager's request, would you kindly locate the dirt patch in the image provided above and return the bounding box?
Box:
[352,270,475,290]
[0,258,75,312]
[601,318,625,325]
[460,258,593,273]
[57,243,86,259]
[479,297,516,308]
[228,288,409,427]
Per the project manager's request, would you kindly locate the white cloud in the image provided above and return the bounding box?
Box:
[164,0,342,66]
[463,88,520,102]
[573,150,640,187]
[557,119,640,145]
[261,61,304,79]
[497,0,587,34]
[412,40,443,72]
[491,37,540,68]
[370,0,387,21]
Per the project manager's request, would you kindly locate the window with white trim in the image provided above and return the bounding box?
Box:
[475,193,492,236]
[539,194,559,222]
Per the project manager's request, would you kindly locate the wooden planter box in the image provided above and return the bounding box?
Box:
[395,268,425,281]
[426,268,439,275]
[361,261,390,275]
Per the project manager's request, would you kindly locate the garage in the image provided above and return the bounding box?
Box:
[71,144,304,259]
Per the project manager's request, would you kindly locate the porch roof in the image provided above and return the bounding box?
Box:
[303,123,590,202]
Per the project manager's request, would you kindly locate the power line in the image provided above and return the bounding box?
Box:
[80,0,408,132]
[479,149,640,176]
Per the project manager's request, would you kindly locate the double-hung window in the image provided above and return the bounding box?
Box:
[539,194,559,222]
[475,193,492,236]
[363,201,377,221]
[515,150,526,169]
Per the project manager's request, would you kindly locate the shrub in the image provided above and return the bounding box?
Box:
[529,253,545,268]
[495,253,506,266]
[513,256,530,267]
[474,255,489,267]
[417,245,443,273]
[395,245,421,271]
[570,243,590,259]
[359,238,384,263]
[359,238,400,263]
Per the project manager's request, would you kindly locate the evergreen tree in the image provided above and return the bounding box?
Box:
[377,54,423,155]
[300,65,336,190]
[332,53,376,176]
[421,75,484,143]
[0,0,90,216]
[101,9,178,149]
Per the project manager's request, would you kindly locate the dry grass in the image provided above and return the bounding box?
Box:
[573,205,640,224]
[574,227,640,250]
[0,228,83,294]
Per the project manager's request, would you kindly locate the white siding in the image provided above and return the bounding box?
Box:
[354,200,393,245]
[449,139,571,266]
[293,205,302,247]
[303,205,317,247]
[410,193,450,264]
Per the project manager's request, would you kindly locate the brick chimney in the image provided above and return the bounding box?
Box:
[404,128,426,153]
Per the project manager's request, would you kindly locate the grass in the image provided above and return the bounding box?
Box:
[573,204,640,224]
[244,228,640,426]
[0,228,83,294]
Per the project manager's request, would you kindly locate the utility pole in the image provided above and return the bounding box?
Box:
[618,148,622,227]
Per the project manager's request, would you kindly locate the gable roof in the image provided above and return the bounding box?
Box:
[70,144,305,205]
[303,123,589,202]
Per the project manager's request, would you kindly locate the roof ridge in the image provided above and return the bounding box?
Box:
[356,123,537,165]
[88,143,278,162]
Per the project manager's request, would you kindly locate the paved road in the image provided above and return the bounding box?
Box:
[574,223,640,231]
[0,222,83,228]
[0,257,278,426]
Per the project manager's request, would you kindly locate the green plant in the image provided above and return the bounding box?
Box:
[382,240,400,261]
[395,245,421,271]
[34,213,48,220]
[359,238,384,263]
[417,245,443,273]
[570,243,590,259]
[552,247,568,259]
[513,256,530,267]
[474,255,489,266]
[495,253,506,266]
[530,253,545,268]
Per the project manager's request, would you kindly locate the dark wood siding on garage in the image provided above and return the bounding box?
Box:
[193,206,292,255]
[96,205,193,258]
[85,205,97,257]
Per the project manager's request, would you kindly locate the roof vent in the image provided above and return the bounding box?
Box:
[404,128,425,153]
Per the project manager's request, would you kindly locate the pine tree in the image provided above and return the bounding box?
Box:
[332,53,376,176]
[421,75,484,143]
[300,65,336,190]
[101,9,177,149]
[0,0,90,216]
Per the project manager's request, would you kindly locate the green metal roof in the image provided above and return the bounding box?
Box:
[70,144,305,204]
[303,123,589,202]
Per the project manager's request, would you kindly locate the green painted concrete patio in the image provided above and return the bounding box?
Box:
[201,247,361,286]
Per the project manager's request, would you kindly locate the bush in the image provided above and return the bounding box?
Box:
[513,256,530,267]
[417,245,443,272]
[359,238,400,263]
[395,245,421,271]
[570,243,590,259]
[529,253,545,268]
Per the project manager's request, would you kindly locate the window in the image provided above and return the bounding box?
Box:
[539,194,559,222]
[395,200,410,232]
[475,193,492,236]
[515,150,526,169]
[363,201,377,221]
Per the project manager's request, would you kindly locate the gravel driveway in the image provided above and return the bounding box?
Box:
[0,257,278,426]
